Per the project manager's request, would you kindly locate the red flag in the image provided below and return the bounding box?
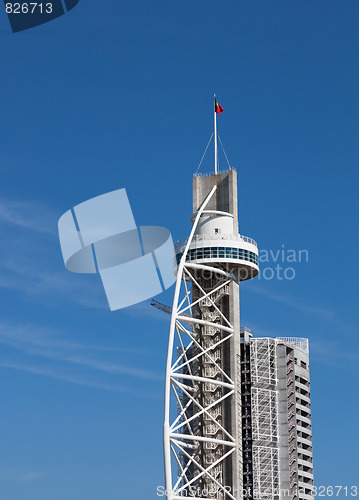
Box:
[215,97,224,114]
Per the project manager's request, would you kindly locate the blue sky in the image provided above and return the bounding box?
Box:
[0,1,358,499]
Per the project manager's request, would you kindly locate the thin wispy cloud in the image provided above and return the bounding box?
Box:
[0,257,106,310]
[0,323,162,381]
[248,283,334,319]
[0,468,45,482]
[0,322,149,355]
[55,354,162,380]
[247,283,358,340]
[0,198,108,310]
[0,198,56,235]
[309,339,359,362]
[20,471,45,481]
[0,360,135,394]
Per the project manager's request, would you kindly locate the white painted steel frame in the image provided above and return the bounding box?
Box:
[252,446,279,500]
[164,185,238,500]
[250,339,279,500]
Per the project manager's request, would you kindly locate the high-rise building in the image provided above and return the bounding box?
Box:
[240,330,314,500]
[163,130,313,500]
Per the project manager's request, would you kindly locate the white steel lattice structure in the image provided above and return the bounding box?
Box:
[252,446,279,500]
[250,339,279,500]
[163,169,259,500]
[250,338,277,387]
[251,388,278,442]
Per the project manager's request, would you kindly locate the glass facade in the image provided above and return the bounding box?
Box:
[175,246,259,266]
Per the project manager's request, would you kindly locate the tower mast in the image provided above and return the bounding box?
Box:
[214,93,218,174]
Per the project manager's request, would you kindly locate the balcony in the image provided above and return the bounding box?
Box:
[175,232,257,249]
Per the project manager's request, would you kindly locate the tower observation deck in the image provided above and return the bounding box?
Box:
[175,169,258,281]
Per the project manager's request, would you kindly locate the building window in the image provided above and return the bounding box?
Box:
[175,247,258,265]
[215,228,219,234]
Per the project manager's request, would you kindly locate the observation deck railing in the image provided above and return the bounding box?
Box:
[175,232,258,249]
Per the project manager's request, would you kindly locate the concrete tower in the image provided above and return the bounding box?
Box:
[164,169,259,500]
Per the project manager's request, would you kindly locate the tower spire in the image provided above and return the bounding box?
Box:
[214,94,224,174]
[214,93,218,174]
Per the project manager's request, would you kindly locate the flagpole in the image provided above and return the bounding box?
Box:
[214,93,218,174]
